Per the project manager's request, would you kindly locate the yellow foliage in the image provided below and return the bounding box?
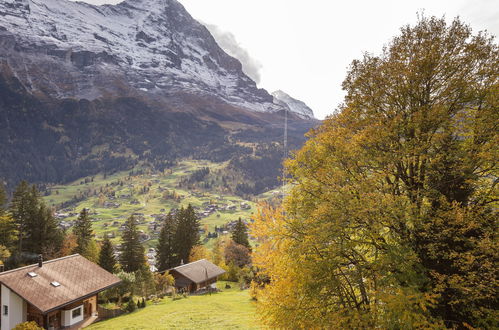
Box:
[189,245,211,263]
[251,16,497,329]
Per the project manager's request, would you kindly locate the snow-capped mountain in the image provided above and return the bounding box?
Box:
[272,90,314,119]
[0,0,312,116]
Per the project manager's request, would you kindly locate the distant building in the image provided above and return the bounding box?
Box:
[0,254,121,330]
[166,259,225,293]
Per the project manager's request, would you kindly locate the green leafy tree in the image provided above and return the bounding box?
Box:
[157,213,177,271]
[99,234,117,273]
[231,218,250,250]
[72,209,94,258]
[120,216,146,272]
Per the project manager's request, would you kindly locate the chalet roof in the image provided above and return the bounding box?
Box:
[0,254,121,314]
[170,259,225,284]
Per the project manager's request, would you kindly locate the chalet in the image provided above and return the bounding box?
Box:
[168,259,225,293]
[0,254,121,330]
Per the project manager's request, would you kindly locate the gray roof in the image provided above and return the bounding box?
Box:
[171,259,225,284]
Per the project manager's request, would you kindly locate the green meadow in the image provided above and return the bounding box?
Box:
[88,283,260,329]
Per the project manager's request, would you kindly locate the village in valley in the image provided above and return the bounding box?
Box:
[0,160,269,329]
[44,160,266,273]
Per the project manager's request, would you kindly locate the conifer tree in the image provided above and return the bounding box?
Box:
[99,234,117,273]
[120,215,145,272]
[231,218,250,250]
[72,209,94,257]
[156,213,177,271]
[9,182,63,259]
[9,181,35,252]
[173,205,200,265]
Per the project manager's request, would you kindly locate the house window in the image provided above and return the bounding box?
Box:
[3,305,7,315]
[72,307,81,318]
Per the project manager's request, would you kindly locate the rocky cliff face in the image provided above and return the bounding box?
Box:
[0,0,317,189]
[0,0,313,116]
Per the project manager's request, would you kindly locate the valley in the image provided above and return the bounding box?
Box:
[42,159,278,250]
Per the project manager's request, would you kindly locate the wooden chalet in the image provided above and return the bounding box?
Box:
[168,259,225,293]
[0,254,121,330]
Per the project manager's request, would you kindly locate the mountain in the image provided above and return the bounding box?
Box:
[0,0,317,191]
[0,0,306,115]
[272,90,314,119]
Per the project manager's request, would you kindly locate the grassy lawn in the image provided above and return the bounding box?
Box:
[88,283,260,329]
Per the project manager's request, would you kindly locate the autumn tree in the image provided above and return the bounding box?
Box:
[154,271,175,296]
[231,218,251,250]
[224,240,251,268]
[189,245,211,263]
[252,16,498,329]
[211,237,227,266]
[120,216,146,272]
[99,234,117,273]
[0,184,17,255]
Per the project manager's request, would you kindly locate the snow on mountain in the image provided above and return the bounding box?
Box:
[0,0,313,118]
[272,90,314,119]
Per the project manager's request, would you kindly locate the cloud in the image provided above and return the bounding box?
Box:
[203,23,263,84]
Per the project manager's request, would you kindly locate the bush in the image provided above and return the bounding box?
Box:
[126,299,137,313]
[13,322,43,330]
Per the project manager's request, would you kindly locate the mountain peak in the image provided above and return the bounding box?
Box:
[0,0,314,119]
[272,90,315,119]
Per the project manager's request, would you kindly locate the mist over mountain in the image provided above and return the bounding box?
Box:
[0,0,317,190]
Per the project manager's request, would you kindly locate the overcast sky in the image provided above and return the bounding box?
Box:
[74,0,498,119]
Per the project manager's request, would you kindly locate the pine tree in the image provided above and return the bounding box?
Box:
[9,181,35,252]
[72,209,93,257]
[10,182,62,259]
[26,203,63,257]
[98,234,117,273]
[174,205,200,265]
[120,215,145,272]
[231,218,250,250]
[156,213,177,271]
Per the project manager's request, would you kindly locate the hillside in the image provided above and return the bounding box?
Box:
[42,160,280,250]
[0,0,318,190]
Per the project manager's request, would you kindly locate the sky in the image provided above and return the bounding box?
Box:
[73,0,498,119]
